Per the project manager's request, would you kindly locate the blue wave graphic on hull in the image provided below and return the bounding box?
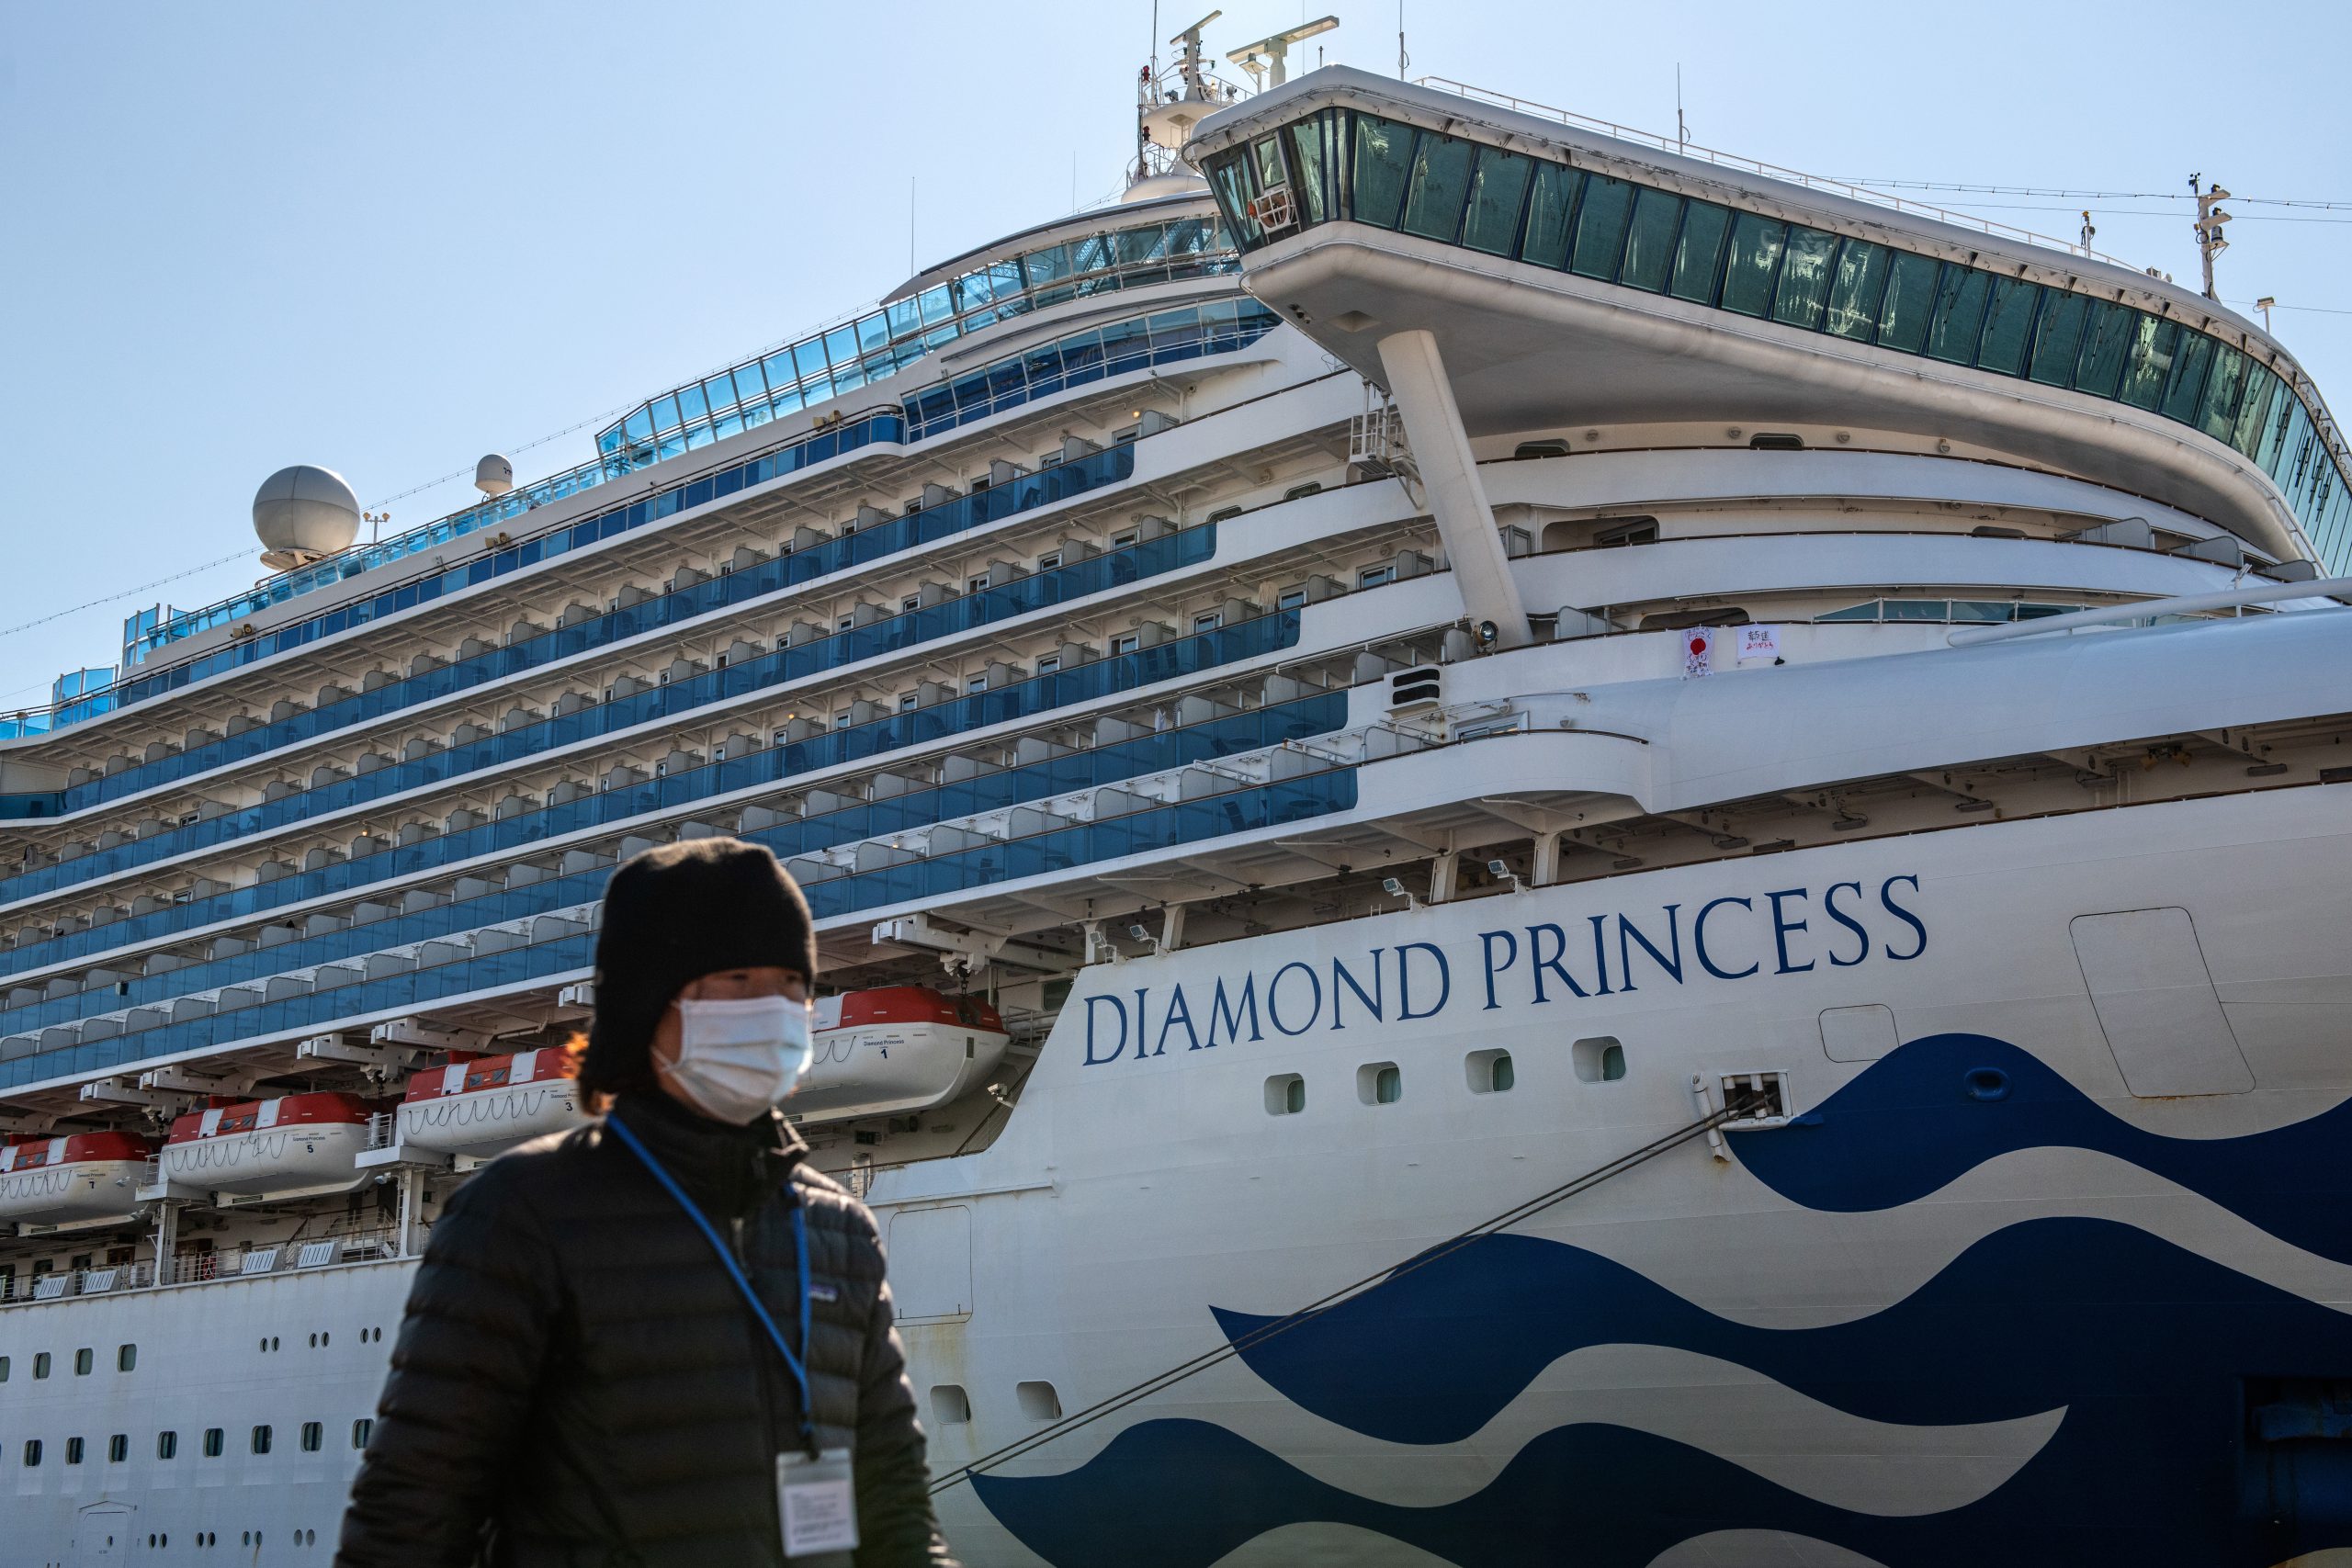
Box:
[975,1220,2352,1566]
[1725,1032,2352,1259]
[976,1415,2328,1568]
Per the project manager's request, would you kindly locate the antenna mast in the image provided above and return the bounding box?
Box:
[2190,174,2232,301]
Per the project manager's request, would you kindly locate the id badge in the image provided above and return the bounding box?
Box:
[777,1448,859,1559]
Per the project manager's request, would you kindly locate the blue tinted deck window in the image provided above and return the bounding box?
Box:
[1974,276,2041,376]
[1286,115,1332,224]
[1616,187,1681,293]
[1924,266,1992,364]
[1718,211,1787,318]
[1770,226,1838,331]
[1823,239,1890,342]
[1460,146,1532,256]
[2198,346,2249,443]
[1400,131,1474,242]
[1875,252,1941,354]
[2117,314,2179,411]
[2160,332,2216,423]
[2073,300,2135,398]
[1567,175,1634,281]
[1519,163,1581,271]
[2028,290,2089,386]
[1668,202,1731,303]
[1350,114,1413,229]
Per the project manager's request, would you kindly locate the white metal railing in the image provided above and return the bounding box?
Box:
[1414,76,2134,268]
[3,1222,422,1305]
[1948,576,2352,647]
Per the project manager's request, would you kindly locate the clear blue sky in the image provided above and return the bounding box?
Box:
[4,0,2346,712]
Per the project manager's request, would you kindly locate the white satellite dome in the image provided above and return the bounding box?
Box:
[253,465,361,570]
[474,454,514,497]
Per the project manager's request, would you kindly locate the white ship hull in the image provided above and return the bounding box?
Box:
[5,786,2344,1563]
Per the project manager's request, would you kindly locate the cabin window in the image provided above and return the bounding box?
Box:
[118,1343,136,1371]
[1036,551,1063,571]
[1265,1074,1306,1115]
[66,1437,85,1464]
[1574,1036,1628,1083]
[21,1439,40,1466]
[930,1385,972,1425]
[1193,613,1222,633]
[35,1350,51,1378]
[74,1347,93,1375]
[203,1427,225,1458]
[1109,633,1139,656]
[108,1434,129,1462]
[301,1422,323,1452]
[0,1356,8,1382]
[1466,1049,1515,1094]
[158,1431,178,1460]
[1359,1063,1403,1105]
[1035,656,1060,675]
[352,1418,374,1450]
[1016,1381,1064,1421]
[252,1425,273,1455]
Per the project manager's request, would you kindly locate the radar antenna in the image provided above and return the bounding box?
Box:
[1226,16,1338,90]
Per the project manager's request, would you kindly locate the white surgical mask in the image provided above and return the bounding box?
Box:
[657,994,814,1123]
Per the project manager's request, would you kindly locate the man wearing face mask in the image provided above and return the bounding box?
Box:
[337,838,958,1568]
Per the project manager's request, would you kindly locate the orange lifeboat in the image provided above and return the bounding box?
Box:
[159,1092,376,1197]
[0,1131,156,1226]
[397,1047,583,1158]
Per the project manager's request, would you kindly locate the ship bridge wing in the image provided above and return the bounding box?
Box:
[1184,68,2351,571]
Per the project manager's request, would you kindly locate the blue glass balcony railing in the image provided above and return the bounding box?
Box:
[11,443,1145,823]
[0,766,1358,1088]
[0,613,1305,971]
[6,298,1283,744]
[0,523,1219,907]
[0,696,1347,1038]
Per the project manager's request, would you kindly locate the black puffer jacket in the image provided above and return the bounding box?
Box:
[336,1091,956,1568]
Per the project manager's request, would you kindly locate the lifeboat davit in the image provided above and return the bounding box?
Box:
[0,1132,156,1226]
[398,1047,582,1158]
[793,987,1010,1122]
[160,1092,376,1197]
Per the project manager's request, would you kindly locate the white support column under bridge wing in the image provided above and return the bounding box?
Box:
[1374,327,1534,649]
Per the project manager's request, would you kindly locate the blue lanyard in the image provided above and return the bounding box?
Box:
[605,1111,816,1450]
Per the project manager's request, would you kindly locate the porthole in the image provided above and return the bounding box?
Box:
[251,1424,273,1454]
[321,1331,330,1347]
[203,1427,224,1458]
[118,1342,137,1371]
[33,1350,50,1378]
[1356,1062,1402,1105]
[21,1438,40,1466]
[1572,1035,1627,1083]
[351,1417,374,1450]
[300,1421,322,1452]
[108,1432,129,1461]
[308,1333,317,1348]
[1263,1073,1306,1115]
[271,1336,280,1351]
[158,1429,178,1460]
[66,1436,85,1463]
[930,1384,972,1424]
[1465,1048,1515,1093]
[74,1346,94,1375]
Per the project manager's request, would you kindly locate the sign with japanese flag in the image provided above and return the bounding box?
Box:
[1681,628,1715,679]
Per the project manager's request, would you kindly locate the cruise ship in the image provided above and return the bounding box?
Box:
[5,17,2352,1565]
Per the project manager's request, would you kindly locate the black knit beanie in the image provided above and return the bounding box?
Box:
[582,837,817,1099]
